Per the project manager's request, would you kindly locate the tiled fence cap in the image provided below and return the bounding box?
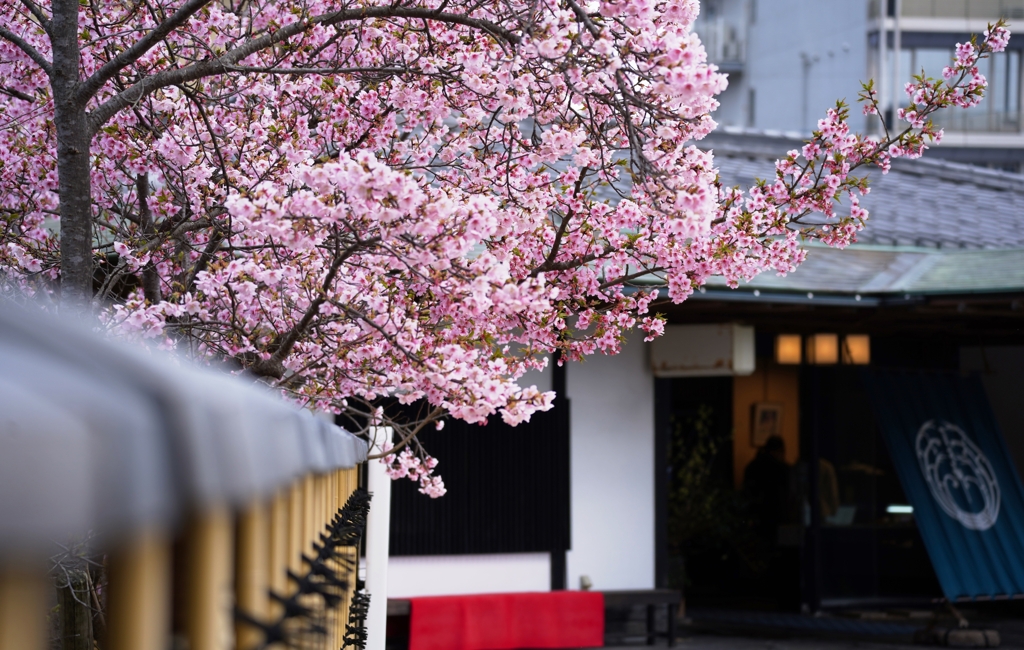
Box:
[0,305,367,550]
[0,374,96,559]
[297,410,330,475]
[319,417,364,471]
[0,329,177,551]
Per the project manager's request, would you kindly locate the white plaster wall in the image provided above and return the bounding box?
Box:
[387,553,551,597]
[566,333,655,591]
[385,340,656,597]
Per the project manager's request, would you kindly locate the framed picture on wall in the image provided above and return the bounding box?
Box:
[751,402,783,447]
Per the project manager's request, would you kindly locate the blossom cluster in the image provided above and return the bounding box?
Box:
[381,442,446,498]
[713,23,1013,260]
[0,0,1008,495]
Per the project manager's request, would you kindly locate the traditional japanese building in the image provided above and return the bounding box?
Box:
[382,132,1024,621]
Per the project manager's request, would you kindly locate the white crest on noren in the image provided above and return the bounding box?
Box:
[915,419,1000,531]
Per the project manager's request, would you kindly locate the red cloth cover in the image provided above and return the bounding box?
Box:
[409,591,605,650]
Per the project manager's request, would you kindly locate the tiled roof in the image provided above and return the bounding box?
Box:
[704,245,1024,294]
[704,131,1024,251]
[696,132,1024,295]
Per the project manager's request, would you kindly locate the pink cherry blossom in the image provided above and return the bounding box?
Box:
[0,2,1009,495]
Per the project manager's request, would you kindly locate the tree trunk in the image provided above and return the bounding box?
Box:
[50,0,93,312]
[57,569,94,650]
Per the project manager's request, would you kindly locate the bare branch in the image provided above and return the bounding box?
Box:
[0,25,52,76]
[365,406,444,459]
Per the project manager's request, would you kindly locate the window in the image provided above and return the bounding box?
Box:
[748,87,756,128]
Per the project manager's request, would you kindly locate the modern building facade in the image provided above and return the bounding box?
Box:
[696,0,1024,169]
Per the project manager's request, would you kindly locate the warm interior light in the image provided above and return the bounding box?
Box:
[775,334,802,365]
[806,333,839,365]
[842,334,871,365]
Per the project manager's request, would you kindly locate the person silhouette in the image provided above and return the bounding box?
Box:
[743,435,792,542]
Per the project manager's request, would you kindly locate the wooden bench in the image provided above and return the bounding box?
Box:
[386,588,681,648]
[602,589,681,647]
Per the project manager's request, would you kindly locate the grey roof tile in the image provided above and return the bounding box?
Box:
[690,132,1024,294]
[602,132,1024,294]
[704,245,1024,294]
[703,132,1024,251]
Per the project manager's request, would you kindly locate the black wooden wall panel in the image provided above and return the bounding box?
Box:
[388,401,571,556]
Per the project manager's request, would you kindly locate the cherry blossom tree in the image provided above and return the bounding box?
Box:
[0,0,1008,496]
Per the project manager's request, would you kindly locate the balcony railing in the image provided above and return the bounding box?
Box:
[900,0,1024,20]
[694,16,747,72]
[929,109,1023,133]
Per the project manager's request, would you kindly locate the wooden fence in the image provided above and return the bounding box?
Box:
[0,466,364,650]
[0,306,369,650]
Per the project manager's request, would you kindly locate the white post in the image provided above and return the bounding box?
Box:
[879,1,888,125]
[364,426,393,650]
[893,0,902,119]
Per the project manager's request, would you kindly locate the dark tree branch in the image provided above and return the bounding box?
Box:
[51,0,93,309]
[88,5,520,130]
[0,86,34,102]
[76,0,215,105]
[336,302,422,364]
[251,234,380,379]
[18,0,51,32]
[135,174,162,304]
[598,267,664,291]
[0,25,53,76]
[530,169,588,278]
[540,246,614,274]
[223,65,410,76]
[181,226,224,295]
[180,86,233,188]
[365,406,444,460]
[564,0,601,38]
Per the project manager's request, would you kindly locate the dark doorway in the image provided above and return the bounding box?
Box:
[658,367,941,612]
[801,366,943,608]
[660,377,754,606]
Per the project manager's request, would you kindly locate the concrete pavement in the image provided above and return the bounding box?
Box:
[604,629,1024,649]
[606,636,999,649]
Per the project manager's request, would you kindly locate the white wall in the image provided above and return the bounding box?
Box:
[385,338,657,597]
[387,553,550,597]
[566,333,656,591]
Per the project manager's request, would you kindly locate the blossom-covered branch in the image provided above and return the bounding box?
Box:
[0,0,1009,496]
